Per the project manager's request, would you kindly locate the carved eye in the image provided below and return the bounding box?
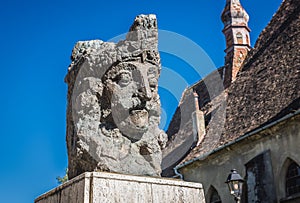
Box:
[117,71,132,87]
[147,67,156,75]
[147,67,158,88]
[149,78,157,88]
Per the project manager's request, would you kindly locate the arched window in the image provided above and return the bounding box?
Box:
[246,34,250,45]
[236,32,243,44]
[286,161,300,196]
[209,187,222,203]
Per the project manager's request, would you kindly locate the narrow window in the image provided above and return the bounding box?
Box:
[246,34,250,45]
[286,161,300,196]
[236,32,243,44]
[210,187,222,203]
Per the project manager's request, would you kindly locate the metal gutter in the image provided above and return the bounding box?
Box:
[173,108,300,179]
[173,168,183,179]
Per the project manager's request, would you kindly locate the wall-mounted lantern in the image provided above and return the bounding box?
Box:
[225,169,244,203]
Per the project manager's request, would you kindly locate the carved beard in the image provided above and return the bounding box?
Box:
[110,92,150,142]
[103,62,159,142]
[130,109,149,128]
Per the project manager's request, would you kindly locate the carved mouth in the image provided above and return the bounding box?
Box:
[129,109,149,128]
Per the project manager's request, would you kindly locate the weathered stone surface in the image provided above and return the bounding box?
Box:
[35,172,205,203]
[65,14,167,179]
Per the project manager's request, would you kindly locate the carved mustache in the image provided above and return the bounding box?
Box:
[132,97,142,108]
[130,97,152,113]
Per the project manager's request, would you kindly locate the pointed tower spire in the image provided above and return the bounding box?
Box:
[221,0,251,88]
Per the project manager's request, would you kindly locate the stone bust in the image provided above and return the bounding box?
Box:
[65,14,167,179]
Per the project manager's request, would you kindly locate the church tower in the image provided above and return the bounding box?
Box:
[221,0,251,88]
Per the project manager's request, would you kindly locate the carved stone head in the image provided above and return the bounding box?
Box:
[102,61,160,141]
[65,14,167,179]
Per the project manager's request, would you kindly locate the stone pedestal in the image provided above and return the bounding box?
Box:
[35,172,205,203]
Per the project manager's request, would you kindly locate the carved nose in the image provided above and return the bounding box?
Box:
[139,78,152,100]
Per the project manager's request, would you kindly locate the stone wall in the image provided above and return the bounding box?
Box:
[35,172,205,203]
[179,114,300,203]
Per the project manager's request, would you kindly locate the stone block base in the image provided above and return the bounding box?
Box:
[35,172,205,203]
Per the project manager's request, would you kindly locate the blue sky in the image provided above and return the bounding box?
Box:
[0,0,282,202]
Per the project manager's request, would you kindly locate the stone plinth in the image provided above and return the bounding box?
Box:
[35,172,205,203]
